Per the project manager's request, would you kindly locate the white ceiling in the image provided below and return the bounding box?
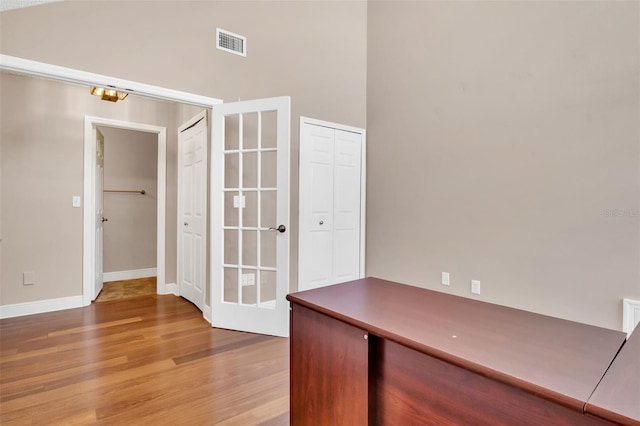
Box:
[0,0,62,13]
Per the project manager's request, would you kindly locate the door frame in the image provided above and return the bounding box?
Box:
[298,116,367,287]
[0,54,220,108]
[0,55,222,308]
[83,117,166,305]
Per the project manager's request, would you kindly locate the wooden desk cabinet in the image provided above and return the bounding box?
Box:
[287,278,631,425]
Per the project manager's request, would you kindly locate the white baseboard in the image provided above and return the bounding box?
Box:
[203,305,212,324]
[104,268,157,282]
[163,283,178,296]
[623,298,640,337]
[0,295,84,319]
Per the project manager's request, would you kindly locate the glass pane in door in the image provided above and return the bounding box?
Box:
[260,270,277,306]
[222,111,279,309]
[223,267,238,303]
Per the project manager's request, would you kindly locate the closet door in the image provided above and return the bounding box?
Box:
[299,124,334,290]
[298,119,364,292]
[333,129,362,283]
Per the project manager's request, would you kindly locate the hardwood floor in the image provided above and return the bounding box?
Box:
[0,295,290,425]
[96,277,157,302]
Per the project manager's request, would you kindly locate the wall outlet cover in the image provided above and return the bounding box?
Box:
[471,280,481,295]
[441,272,450,286]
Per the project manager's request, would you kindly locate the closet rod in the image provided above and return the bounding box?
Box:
[104,189,146,195]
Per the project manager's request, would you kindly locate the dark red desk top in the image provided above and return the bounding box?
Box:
[287,277,627,413]
[586,327,640,425]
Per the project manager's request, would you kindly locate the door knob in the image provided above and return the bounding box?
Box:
[101,217,108,223]
[184,222,189,226]
[268,224,286,233]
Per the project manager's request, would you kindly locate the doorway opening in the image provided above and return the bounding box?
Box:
[83,117,167,305]
[0,55,222,316]
[94,126,160,302]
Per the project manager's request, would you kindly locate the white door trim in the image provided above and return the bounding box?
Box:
[83,117,167,306]
[0,54,221,108]
[299,116,367,282]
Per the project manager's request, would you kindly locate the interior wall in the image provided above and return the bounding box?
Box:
[0,73,179,305]
[100,127,158,275]
[367,1,640,330]
[0,0,368,296]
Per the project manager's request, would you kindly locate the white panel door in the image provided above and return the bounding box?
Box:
[211,97,290,337]
[178,112,207,312]
[299,124,334,289]
[333,129,362,282]
[94,128,105,300]
[298,119,365,292]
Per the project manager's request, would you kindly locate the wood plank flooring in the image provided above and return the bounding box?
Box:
[0,295,290,425]
[96,277,157,302]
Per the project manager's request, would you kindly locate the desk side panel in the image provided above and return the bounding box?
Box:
[374,339,606,425]
[586,327,640,426]
[290,304,368,425]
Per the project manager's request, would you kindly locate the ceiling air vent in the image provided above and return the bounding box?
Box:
[217,28,246,57]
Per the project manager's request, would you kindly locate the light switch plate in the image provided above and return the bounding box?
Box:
[23,271,36,286]
[72,196,81,208]
[233,195,246,209]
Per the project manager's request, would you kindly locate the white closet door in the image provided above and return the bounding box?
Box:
[299,124,334,290]
[333,129,362,283]
[298,120,365,292]
[94,128,105,300]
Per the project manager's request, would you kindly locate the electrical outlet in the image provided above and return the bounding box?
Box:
[471,280,481,295]
[441,272,450,286]
[241,273,255,287]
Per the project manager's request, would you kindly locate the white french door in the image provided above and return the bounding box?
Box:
[94,128,105,300]
[178,111,208,312]
[211,97,290,337]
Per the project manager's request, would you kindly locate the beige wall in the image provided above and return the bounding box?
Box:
[100,127,158,274]
[0,1,368,302]
[367,1,640,330]
[3,1,637,331]
[0,73,182,305]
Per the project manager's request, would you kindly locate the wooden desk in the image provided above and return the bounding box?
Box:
[586,326,640,425]
[287,277,628,425]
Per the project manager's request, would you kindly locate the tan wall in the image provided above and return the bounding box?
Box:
[100,127,158,274]
[0,73,181,305]
[367,1,640,330]
[0,0,368,300]
[5,1,635,332]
